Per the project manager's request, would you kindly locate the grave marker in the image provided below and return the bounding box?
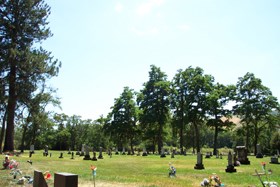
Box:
[236,146,250,165]
[98,147,103,159]
[83,145,91,160]
[225,151,237,173]
[194,152,205,169]
[256,144,263,158]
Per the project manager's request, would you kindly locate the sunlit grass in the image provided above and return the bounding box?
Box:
[0,150,279,186]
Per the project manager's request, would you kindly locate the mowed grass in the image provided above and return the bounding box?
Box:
[0,150,279,187]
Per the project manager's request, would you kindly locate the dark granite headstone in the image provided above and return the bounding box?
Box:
[236,146,250,165]
[225,151,237,173]
[54,172,78,187]
[33,170,48,187]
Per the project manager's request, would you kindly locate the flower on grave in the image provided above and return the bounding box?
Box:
[261,162,266,172]
[209,174,222,187]
[90,165,97,176]
[44,171,51,180]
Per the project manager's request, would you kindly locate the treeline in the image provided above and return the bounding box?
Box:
[6,65,280,156]
[0,1,279,155]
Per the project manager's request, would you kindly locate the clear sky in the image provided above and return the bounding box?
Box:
[43,0,280,120]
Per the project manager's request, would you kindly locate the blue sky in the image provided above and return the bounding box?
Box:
[44,0,280,120]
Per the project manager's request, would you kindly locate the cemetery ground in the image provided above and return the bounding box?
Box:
[0,150,279,187]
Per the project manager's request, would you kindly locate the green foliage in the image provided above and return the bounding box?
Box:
[0,0,61,151]
[137,65,171,153]
[270,131,280,153]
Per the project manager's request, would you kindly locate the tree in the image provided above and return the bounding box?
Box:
[105,87,138,153]
[233,72,279,154]
[206,83,235,155]
[137,65,170,154]
[183,66,213,153]
[0,0,60,151]
[170,69,190,154]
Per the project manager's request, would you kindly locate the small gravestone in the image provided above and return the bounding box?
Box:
[219,153,223,159]
[160,147,166,158]
[236,146,250,165]
[83,145,91,160]
[30,145,35,154]
[50,153,52,157]
[205,152,211,158]
[54,172,78,187]
[33,170,48,187]
[71,152,74,159]
[194,152,205,169]
[98,147,103,159]
[68,148,71,154]
[142,147,148,156]
[115,147,119,155]
[59,152,63,158]
[122,147,126,155]
[44,145,49,157]
[80,144,85,156]
[76,151,80,156]
[92,151,97,161]
[225,151,237,173]
[256,144,263,158]
[171,149,175,158]
[270,156,279,164]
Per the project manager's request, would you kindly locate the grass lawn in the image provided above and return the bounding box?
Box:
[0,150,279,187]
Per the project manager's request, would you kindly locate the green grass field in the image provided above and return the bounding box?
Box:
[0,150,279,187]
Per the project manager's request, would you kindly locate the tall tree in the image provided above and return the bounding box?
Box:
[0,0,60,151]
[207,83,235,155]
[233,72,279,154]
[105,87,138,153]
[170,69,190,154]
[183,66,213,153]
[137,65,170,154]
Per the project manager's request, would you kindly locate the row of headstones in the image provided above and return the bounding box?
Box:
[29,144,280,165]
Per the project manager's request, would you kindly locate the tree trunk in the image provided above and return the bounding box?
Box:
[3,63,16,152]
[20,123,28,153]
[213,124,218,155]
[0,110,7,153]
[157,124,163,154]
[254,122,258,156]
[193,122,200,153]
[245,123,250,151]
[130,138,134,155]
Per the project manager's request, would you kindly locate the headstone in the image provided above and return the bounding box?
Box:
[92,151,97,161]
[71,152,74,159]
[76,151,80,156]
[80,144,85,156]
[50,153,52,157]
[171,149,175,158]
[142,147,148,156]
[83,145,91,160]
[270,156,279,164]
[236,146,250,165]
[219,153,223,159]
[33,170,48,187]
[98,147,103,159]
[122,147,126,155]
[44,145,49,157]
[160,147,166,158]
[194,152,205,169]
[68,148,71,154]
[205,152,211,158]
[216,150,219,159]
[225,151,237,172]
[30,145,35,154]
[54,172,78,187]
[59,152,63,158]
[256,144,263,158]
[115,147,119,155]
